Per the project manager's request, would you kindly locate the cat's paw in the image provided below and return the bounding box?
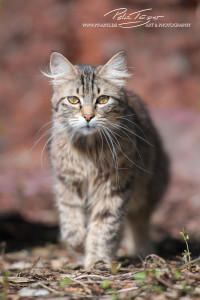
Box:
[85,259,111,271]
[93,260,111,271]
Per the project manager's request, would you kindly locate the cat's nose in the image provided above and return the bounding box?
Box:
[84,114,94,122]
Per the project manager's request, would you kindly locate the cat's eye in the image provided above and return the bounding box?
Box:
[97,95,109,104]
[67,96,80,104]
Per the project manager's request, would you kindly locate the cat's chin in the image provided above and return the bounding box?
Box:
[79,126,97,136]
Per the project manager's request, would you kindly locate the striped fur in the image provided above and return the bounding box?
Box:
[45,52,169,270]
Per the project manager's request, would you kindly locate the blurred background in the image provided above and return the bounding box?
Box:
[0,0,200,253]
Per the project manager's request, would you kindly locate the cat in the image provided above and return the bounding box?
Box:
[43,51,169,270]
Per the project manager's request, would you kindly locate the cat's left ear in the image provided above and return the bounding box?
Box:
[42,52,79,86]
[50,52,78,79]
[96,51,132,87]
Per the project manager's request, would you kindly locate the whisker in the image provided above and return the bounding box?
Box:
[101,128,116,167]
[102,128,119,187]
[106,124,145,168]
[96,128,104,164]
[104,128,118,167]
[30,124,61,152]
[67,126,80,155]
[40,127,64,169]
[103,124,149,173]
[116,113,135,118]
[34,120,54,140]
[114,116,149,142]
[104,128,119,180]
[107,120,153,146]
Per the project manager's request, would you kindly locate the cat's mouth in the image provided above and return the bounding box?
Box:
[80,125,97,136]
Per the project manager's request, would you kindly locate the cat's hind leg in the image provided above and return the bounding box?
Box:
[126,212,154,258]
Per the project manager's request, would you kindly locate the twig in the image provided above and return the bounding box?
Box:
[116,286,139,293]
[109,287,144,299]
[179,227,192,270]
[75,271,138,281]
[137,254,144,264]
[145,254,167,266]
[157,277,180,290]
[70,277,92,294]
[16,256,41,277]
[120,271,139,277]
[75,274,113,280]
[187,273,200,280]
[38,282,63,295]
[26,257,41,273]
[178,257,200,270]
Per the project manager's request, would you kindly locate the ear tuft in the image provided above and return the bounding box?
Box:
[97,51,132,87]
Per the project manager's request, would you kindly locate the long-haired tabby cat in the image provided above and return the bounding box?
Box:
[43,51,169,270]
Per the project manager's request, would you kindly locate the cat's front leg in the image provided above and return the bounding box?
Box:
[85,194,125,270]
[55,177,86,252]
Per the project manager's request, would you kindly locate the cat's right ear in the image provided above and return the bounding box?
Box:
[48,52,78,82]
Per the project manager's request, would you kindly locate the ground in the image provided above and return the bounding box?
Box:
[0,243,200,299]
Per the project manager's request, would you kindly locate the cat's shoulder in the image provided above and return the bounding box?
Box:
[125,90,151,122]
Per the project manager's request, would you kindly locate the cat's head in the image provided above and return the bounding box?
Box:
[44,51,132,138]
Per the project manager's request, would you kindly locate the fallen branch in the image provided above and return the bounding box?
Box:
[38,282,63,296]
[178,257,200,270]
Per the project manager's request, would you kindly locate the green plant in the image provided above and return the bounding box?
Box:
[0,271,10,300]
[100,279,110,290]
[59,277,73,287]
[179,227,192,270]
[173,270,181,280]
[133,270,147,282]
